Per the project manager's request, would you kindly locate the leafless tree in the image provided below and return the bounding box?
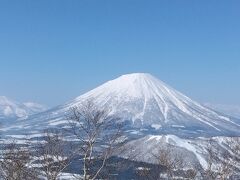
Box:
[227,137,240,163]
[219,137,240,179]
[135,166,161,180]
[185,168,197,180]
[36,130,73,180]
[155,147,184,179]
[67,100,124,180]
[203,138,235,180]
[217,151,233,180]
[0,141,39,180]
[203,139,218,180]
[135,167,151,178]
[138,146,184,180]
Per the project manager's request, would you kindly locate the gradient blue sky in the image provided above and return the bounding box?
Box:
[0,0,239,107]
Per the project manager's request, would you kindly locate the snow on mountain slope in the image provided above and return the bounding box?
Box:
[9,73,240,137]
[0,96,47,120]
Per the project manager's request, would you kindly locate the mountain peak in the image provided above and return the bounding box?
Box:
[78,73,167,101]
[116,73,159,84]
[120,73,152,79]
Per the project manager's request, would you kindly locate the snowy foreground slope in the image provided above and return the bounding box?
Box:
[2,73,240,171]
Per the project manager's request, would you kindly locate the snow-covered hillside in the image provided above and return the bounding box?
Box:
[120,135,240,171]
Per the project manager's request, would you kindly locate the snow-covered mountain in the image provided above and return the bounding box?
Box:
[2,73,240,172]
[0,96,47,120]
[13,73,240,137]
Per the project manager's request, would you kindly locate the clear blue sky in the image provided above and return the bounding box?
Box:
[0,0,239,107]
